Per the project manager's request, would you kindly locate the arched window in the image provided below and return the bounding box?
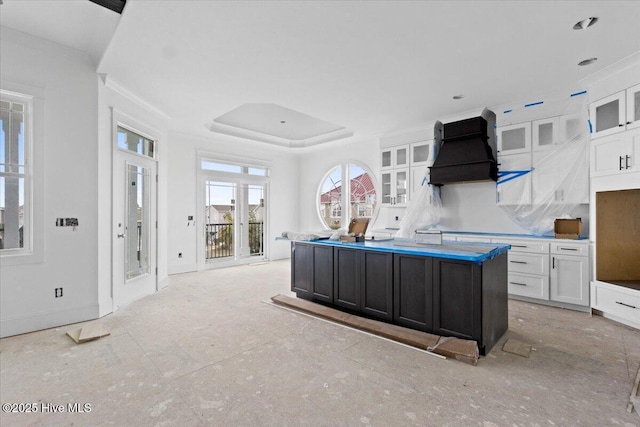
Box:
[317,162,378,230]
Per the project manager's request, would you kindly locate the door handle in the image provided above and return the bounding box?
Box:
[510,260,527,264]
[620,156,624,171]
[117,233,126,238]
[626,155,631,169]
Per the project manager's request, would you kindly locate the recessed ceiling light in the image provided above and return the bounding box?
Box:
[573,17,598,30]
[578,57,598,66]
[453,94,464,100]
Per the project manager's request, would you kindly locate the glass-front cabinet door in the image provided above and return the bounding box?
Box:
[627,83,640,131]
[497,122,531,155]
[590,91,626,138]
[532,117,559,151]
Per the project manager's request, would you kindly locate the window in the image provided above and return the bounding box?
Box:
[117,125,155,158]
[317,162,378,230]
[0,91,31,252]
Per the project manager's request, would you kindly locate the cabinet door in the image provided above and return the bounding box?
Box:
[393,254,433,332]
[627,83,640,131]
[381,148,393,170]
[394,168,409,206]
[497,122,531,155]
[334,247,359,310]
[433,259,481,341]
[394,145,410,168]
[291,242,313,296]
[590,91,626,138]
[590,132,636,177]
[550,254,589,306]
[496,153,532,205]
[312,245,334,303]
[532,117,559,151]
[410,140,434,166]
[380,171,393,205]
[360,251,393,320]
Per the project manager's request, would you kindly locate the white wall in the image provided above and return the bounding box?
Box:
[0,29,100,337]
[167,132,299,275]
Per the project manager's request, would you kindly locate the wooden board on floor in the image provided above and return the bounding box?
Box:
[66,324,110,344]
[271,294,479,365]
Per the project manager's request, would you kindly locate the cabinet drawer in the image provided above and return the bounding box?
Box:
[494,239,549,254]
[550,242,588,256]
[456,236,492,243]
[508,252,549,275]
[508,273,549,300]
[592,283,640,325]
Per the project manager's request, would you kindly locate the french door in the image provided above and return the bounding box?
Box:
[202,179,266,265]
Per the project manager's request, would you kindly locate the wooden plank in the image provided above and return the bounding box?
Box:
[66,325,110,344]
[271,294,479,365]
[628,363,640,414]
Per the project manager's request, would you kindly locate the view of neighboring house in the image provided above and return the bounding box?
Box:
[319,173,376,227]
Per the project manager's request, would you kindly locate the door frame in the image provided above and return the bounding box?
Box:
[196,152,270,270]
[111,109,160,311]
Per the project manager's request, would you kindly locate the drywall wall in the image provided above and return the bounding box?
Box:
[0,28,100,337]
[166,132,299,275]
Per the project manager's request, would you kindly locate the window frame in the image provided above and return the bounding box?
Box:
[0,88,41,263]
[316,161,379,230]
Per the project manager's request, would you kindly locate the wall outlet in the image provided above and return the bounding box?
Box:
[55,287,63,298]
[395,216,400,221]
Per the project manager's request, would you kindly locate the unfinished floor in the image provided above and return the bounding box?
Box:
[1,259,639,426]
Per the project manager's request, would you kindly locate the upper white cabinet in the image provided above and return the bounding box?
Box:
[381,144,409,170]
[532,117,560,151]
[590,128,640,177]
[589,83,640,138]
[497,122,531,155]
[409,140,435,167]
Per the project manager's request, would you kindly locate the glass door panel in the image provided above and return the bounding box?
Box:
[247,184,265,257]
[204,181,236,261]
[126,164,150,280]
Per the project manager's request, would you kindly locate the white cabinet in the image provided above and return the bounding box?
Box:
[550,251,589,306]
[590,128,640,177]
[496,153,532,205]
[381,140,435,206]
[497,122,531,155]
[381,168,409,206]
[486,236,589,309]
[410,140,435,166]
[532,117,560,151]
[590,84,640,138]
[381,144,409,170]
[591,281,640,328]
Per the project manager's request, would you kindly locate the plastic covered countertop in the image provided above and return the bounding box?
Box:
[295,238,510,265]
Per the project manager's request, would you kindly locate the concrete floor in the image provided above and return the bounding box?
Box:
[1,259,639,426]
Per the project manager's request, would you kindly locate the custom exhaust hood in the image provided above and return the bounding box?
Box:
[429,110,497,186]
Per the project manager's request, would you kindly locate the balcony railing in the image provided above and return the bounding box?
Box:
[205,222,264,260]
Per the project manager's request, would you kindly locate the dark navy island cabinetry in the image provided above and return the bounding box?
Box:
[291,240,509,355]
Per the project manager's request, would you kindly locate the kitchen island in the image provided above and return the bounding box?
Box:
[290,239,510,355]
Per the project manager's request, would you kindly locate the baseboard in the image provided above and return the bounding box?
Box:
[168,263,198,275]
[0,304,99,338]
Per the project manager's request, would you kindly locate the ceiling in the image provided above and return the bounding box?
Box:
[2,0,640,148]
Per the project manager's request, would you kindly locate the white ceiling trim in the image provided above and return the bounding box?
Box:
[205,121,354,149]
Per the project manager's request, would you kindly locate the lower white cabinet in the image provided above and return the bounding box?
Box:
[508,272,549,300]
[550,254,589,306]
[592,281,640,328]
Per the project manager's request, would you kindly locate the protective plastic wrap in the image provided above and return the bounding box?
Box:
[395,177,442,238]
[496,92,590,235]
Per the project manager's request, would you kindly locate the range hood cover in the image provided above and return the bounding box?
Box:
[429,116,497,185]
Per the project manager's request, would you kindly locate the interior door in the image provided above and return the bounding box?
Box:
[113,150,157,309]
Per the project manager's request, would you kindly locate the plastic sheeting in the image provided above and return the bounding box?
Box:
[395,178,442,238]
[496,92,590,235]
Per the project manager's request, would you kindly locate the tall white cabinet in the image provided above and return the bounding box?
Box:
[380,139,435,207]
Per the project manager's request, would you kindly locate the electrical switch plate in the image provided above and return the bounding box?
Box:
[55,287,63,298]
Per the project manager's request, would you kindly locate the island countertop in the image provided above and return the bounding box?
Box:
[303,238,510,265]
